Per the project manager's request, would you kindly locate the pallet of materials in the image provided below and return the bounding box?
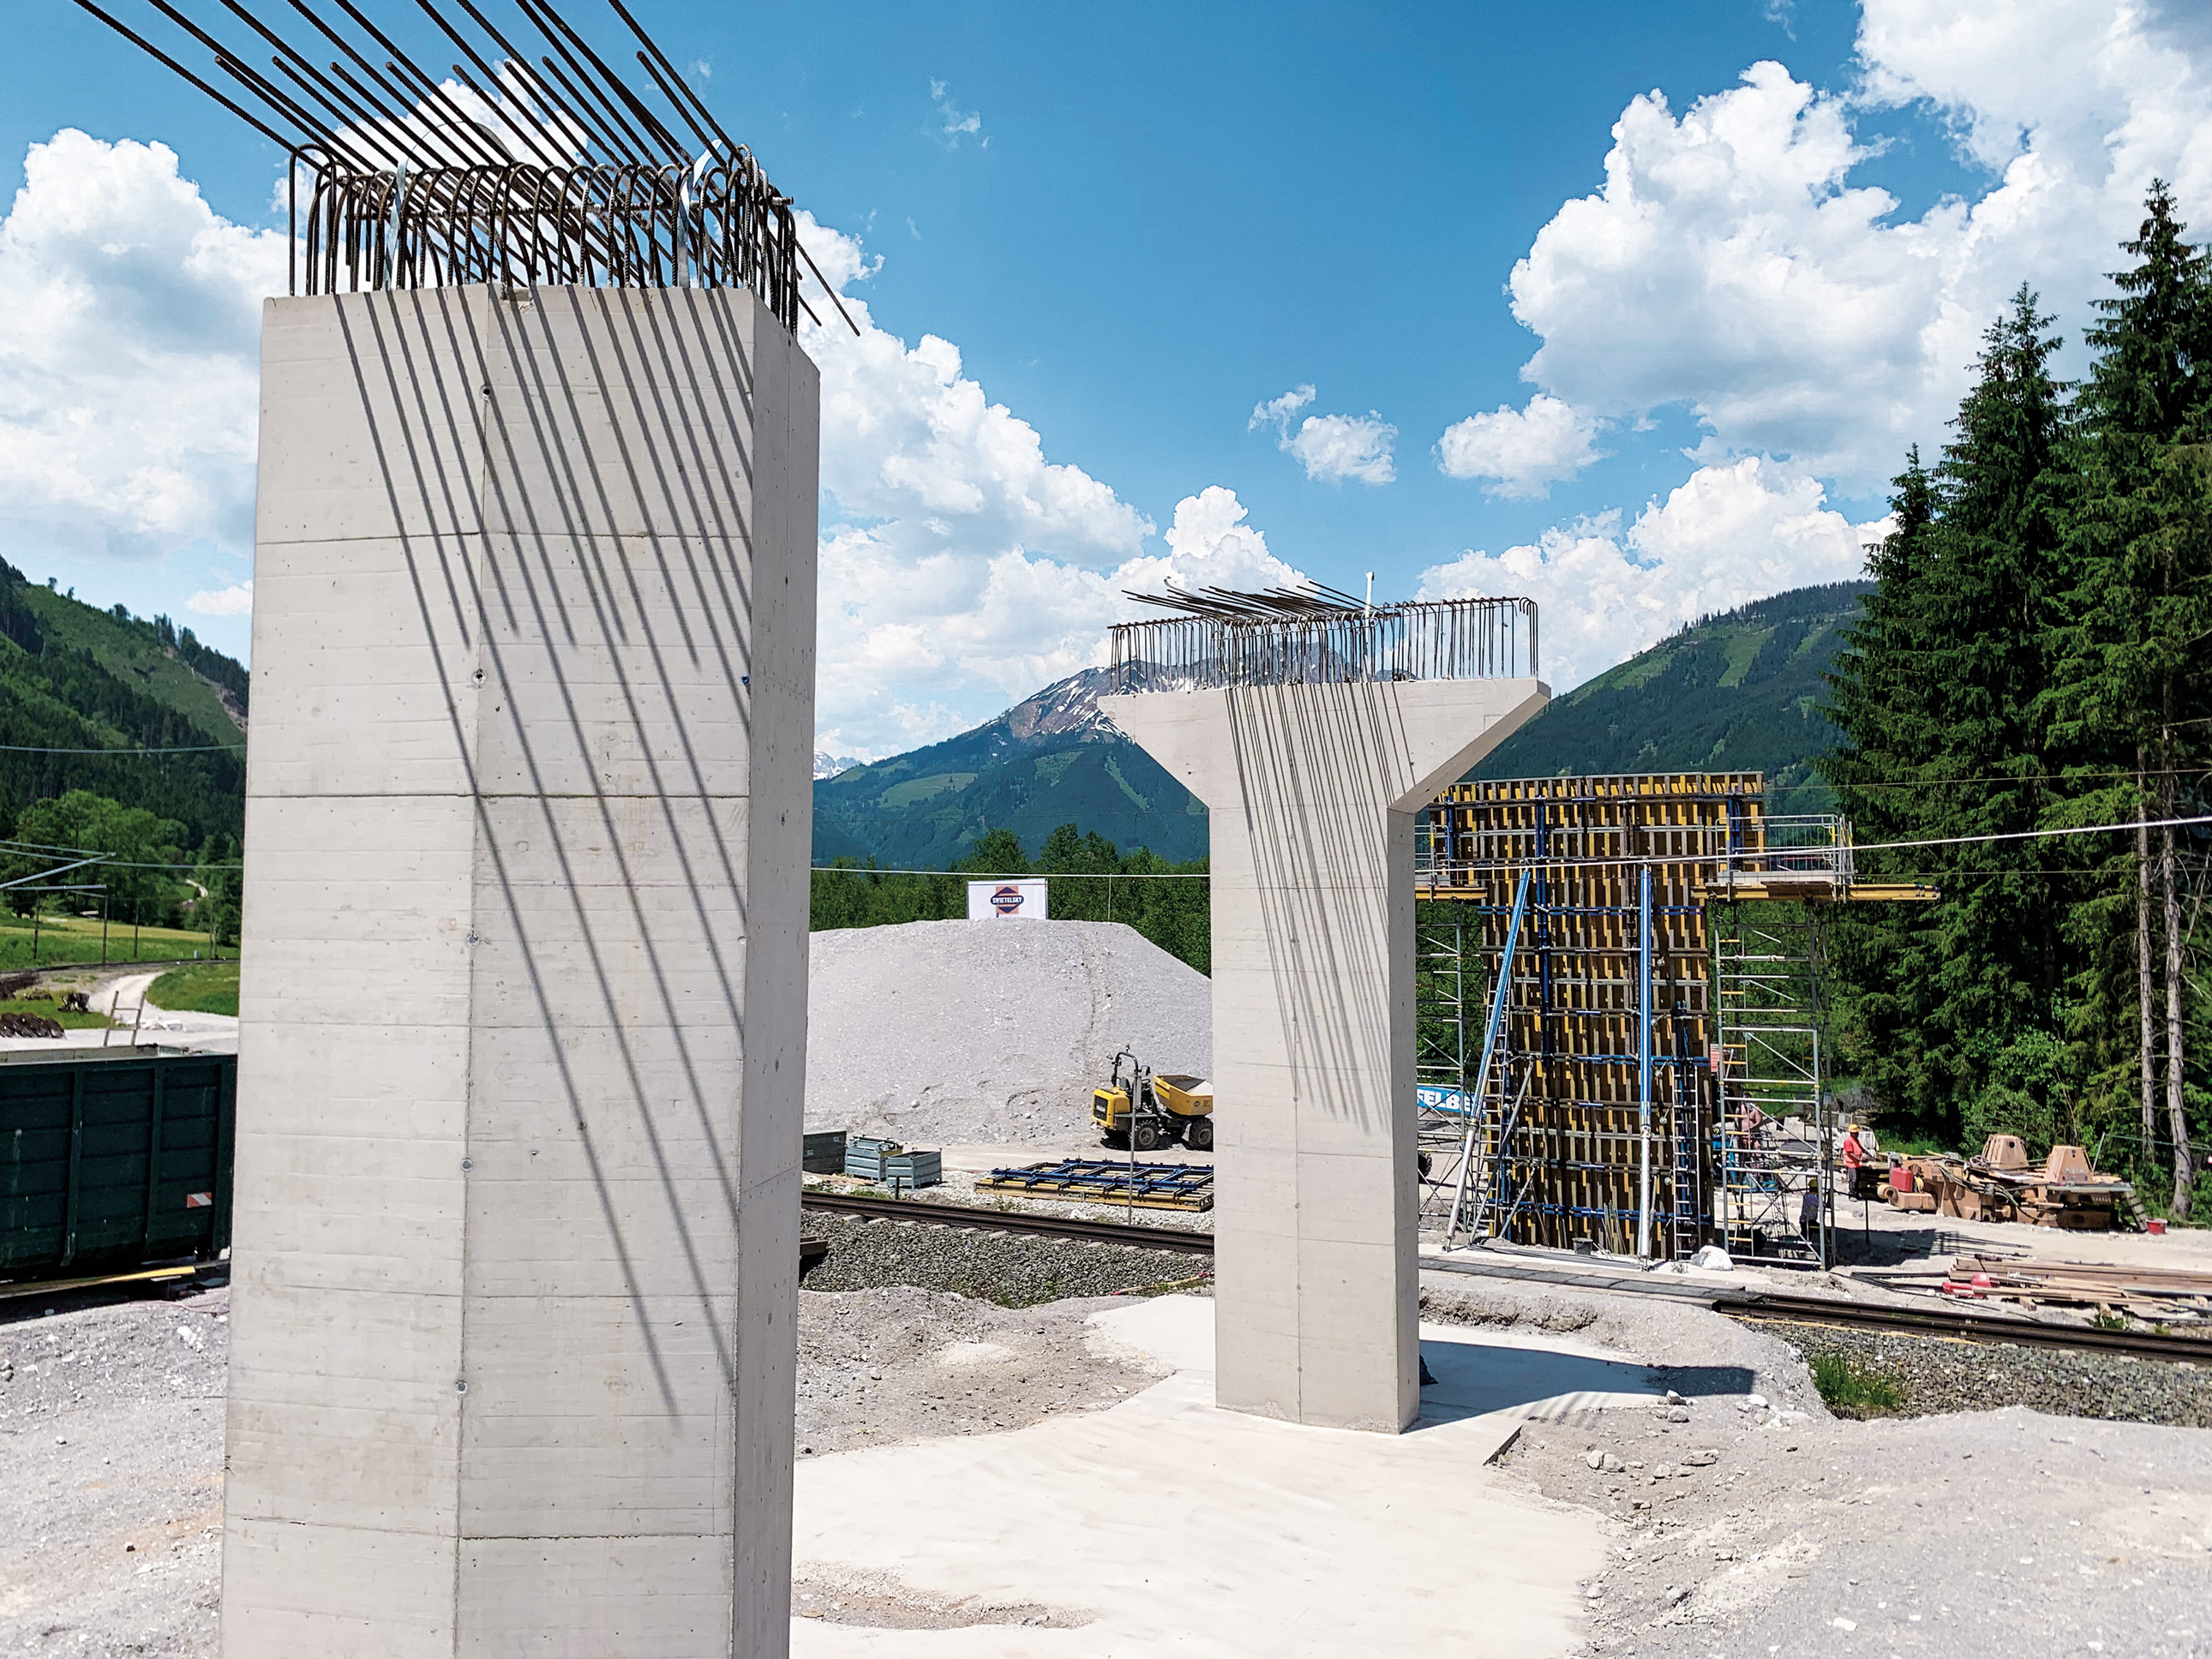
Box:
[976,1159,1214,1211]
[1884,1137,2136,1229]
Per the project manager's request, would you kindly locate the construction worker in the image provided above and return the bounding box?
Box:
[1841,1124,1868,1171]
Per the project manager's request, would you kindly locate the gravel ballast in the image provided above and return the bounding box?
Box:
[801,1210,1209,1305]
[805,919,1212,1147]
[1744,1317,2212,1428]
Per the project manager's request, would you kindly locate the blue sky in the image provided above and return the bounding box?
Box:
[3,2,2209,755]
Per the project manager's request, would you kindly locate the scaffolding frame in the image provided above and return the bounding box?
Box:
[1711,906,1836,1267]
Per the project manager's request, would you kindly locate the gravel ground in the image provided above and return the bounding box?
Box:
[0,1276,1170,1656]
[1421,1274,2212,1659]
[794,1286,1168,1458]
[0,1285,228,1657]
[806,919,1211,1147]
[1744,1318,2212,1428]
[800,1210,1211,1305]
[11,1267,2208,1657]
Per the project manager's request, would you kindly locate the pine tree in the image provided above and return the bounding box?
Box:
[2046,183,2212,1218]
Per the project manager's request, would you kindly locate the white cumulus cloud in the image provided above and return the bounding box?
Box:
[0,129,283,563]
[1505,2,2212,489]
[798,217,1306,757]
[1250,384,1397,485]
[186,581,252,617]
[1418,457,1887,690]
[1436,393,1606,497]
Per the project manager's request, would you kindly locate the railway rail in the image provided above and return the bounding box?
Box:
[800,1189,1215,1256]
[804,1190,2212,1363]
[1711,1286,2212,1365]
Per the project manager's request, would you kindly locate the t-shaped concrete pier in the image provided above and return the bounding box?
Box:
[224,284,817,1656]
[1102,671,1545,1430]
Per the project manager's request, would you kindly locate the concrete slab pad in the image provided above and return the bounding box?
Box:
[788,1296,1606,1656]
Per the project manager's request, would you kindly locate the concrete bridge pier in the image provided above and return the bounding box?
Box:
[1101,675,1546,1432]
[224,283,817,1657]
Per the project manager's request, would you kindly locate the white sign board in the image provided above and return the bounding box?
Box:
[968,878,1048,920]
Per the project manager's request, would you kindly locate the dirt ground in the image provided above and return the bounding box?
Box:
[0,1279,1171,1656]
[5,1269,2208,1656]
[1420,1275,2212,1659]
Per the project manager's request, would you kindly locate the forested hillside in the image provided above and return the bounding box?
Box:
[0,560,246,847]
[1472,582,1870,808]
[1822,189,2211,1219]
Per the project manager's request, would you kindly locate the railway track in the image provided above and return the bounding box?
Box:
[1711,1286,2212,1365]
[800,1189,1216,1256]
[804,1191,2212,1363]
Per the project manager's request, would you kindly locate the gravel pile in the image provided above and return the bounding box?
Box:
[1746,1319,2212,1428]
[801,1211,1208,1306]
[806,919,1211,1146]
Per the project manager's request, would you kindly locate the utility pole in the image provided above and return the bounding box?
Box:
[1637,862,1653,1260]
[2137,756,2157,1164]
[2161,719,2191,1220]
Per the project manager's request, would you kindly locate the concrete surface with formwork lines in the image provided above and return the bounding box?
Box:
[1104,676,1546,1434]
[225,282,818,1656]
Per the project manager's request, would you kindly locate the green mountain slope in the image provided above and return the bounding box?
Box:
[1472,581,1871,810]
[814,581,1871,865]
[0,561,249,843]
[814,668,1208,866]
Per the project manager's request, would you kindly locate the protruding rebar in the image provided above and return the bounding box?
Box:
[69,0,853,331]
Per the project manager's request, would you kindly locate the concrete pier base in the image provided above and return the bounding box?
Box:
[1100,677,1545,1431]
[224,285,817,1656]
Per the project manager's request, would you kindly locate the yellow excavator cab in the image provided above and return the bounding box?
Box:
[1091,1084,1133,1131]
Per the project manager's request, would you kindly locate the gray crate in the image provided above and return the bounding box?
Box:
[885,1151,941,1191]
[843,1135,902,1180]
[803,1131,848,1174]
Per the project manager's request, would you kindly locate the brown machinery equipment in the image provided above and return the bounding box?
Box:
[1882,1135,2137,1230]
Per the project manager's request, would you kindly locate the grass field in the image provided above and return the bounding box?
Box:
[0,913,232,971]
[149,961,239,1017]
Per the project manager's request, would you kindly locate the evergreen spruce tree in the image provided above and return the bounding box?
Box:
[1825,290,2072,1144]
[2046,183,2212,1217]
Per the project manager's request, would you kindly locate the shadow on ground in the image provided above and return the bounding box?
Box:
[1416,1331,1753,1428]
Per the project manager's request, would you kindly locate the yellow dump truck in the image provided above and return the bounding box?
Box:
[1092,1047,1214,1152]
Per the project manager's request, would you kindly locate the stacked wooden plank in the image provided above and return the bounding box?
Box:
[1945,1255,2212,1323]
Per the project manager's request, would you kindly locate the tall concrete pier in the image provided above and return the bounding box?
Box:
[1104,622,1543,1432]
[224,283,818,1656]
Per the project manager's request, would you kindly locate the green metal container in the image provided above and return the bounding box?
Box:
[0,1049,237,1282]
